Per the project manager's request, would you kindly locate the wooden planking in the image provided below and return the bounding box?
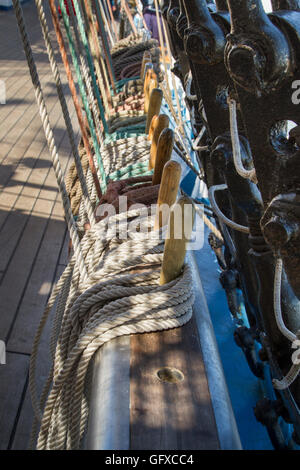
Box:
[0,352,29,450]
[7,200,67,353]
[0,111,76,273]
[130,315,220,450]
[10,264,66,450]
[58,228,70,268]
[0,200,53,340]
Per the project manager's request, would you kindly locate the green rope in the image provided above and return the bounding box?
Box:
[69,0,108,134]
[58,0,107,192]
[114,76,140,93]
[109,162,152,181]
[93,0,116,87]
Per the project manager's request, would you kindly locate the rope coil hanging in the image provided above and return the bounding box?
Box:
[272,258,300,390]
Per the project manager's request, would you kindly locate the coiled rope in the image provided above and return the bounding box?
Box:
[29,209,194,449]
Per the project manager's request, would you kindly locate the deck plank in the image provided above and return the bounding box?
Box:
[10,264,66,450]
[7,200,67,353]
[0,352,29,451]
[130,315,220,450]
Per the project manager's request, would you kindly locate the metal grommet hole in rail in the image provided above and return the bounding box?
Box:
[156,367,184,384]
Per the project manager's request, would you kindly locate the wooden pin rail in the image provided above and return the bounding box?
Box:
[152,128,174,186]
[149,114,170,169]
[145,88,163,134]
[154,160,182,230]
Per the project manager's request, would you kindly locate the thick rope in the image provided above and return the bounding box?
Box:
[57,0,107,192]
[34,0,96,227]
[48,0,102,200]
[67,0,110,127]
[12,0,88,282]
[29,209,194,449]
[228,97,257,184]
[78,0,111,115]
[272,258,300,390]
[209,184,250,234]
[93,0,117,90]
[63,0,108,134]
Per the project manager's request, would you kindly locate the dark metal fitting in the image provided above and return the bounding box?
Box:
[210,142,230,170]
[225,0,292,93]
[176,0,188,39]
[263,214,300,250]
[225,41,266,94]
[183,0,226,64]
[220,269,239,291]
[261,195,300,251]
[254,398,280,426]
[258,346,269,362]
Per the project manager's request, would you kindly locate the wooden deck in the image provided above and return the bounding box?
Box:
[0,1,79,449]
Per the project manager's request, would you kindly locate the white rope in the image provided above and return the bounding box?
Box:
[272,258,300,390]
[185,72,197,101]
[208,184,250,234]
[34,0,96,228]
[29,209,194,449]
[13,0,89,282]
[228,97,257,184]
[192,125,208,152]
[193,203,224,242]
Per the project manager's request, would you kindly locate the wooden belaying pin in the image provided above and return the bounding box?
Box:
[145,77,158,114]
[148,115,158,141]
[143,67,153,95]
[145,88,163,134]
[159,196,195,285]
[141,51,152,80]
[154,160,182,230]
[144,68,157,100]
[149,114,170,169]
[152,128,174,186]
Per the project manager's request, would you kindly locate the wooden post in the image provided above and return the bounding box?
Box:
[142,61,152,81]
[154,161,181,230]
[143,66,153,93]
[148,115,158,141]
[145,88,163,134]
[149,114,169,169]
[152,128,174,186]
[145,76,158,114]
[141,51,152,80]
[160,196,195,285]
